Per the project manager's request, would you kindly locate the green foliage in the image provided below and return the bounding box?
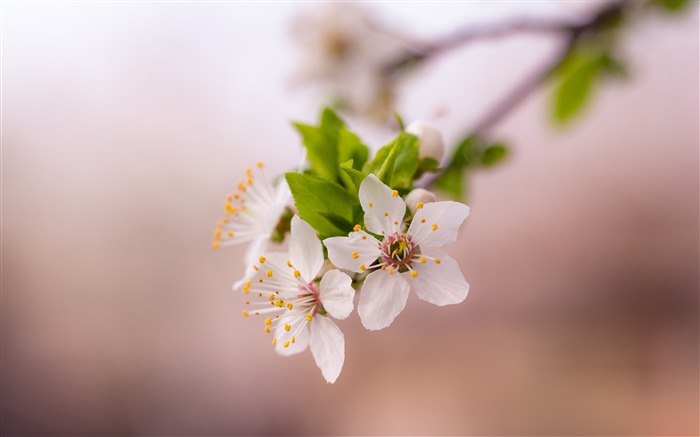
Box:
[339,160,367,195]
[285,172,358,238]
[653,0,694,12]
[364,132,419,190]
[481,143,509,167]
[551,46,628,124]
[433,136,509,199]
[293,108,370,189]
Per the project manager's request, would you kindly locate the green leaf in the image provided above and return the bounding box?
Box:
[366,132,420,189]
[339,160,368,195]
[480,144,508,167]
[293,123,338,181]
[337,129,369,171]
[318,211,354,233]
[654,0,693,12]
[551,47,609,124]
[285,172,357,237]
[432,136,475,199]
[321,107,345,134]
[394,112,406,131]
[364,142,393,175]
[388,132,419,189]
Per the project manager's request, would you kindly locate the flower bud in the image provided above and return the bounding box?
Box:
[405,188,437,214]
[406,120,445,162]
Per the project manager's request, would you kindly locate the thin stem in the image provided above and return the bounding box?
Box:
[410,0,628,188]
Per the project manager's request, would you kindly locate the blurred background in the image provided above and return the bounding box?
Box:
[2,1,698,435]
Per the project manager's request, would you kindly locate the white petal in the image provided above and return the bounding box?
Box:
[324,232,381,273]
[233,237,269,290]
[406,251,469,306]
[319,270,355,320]
[359,174,406,236]
[407,201,470,248]
[310,316,345,383]
[274,320,310,356]
[358,270,410,330]
[289,215,324,281]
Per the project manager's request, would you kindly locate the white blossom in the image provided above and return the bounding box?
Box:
[212,162,291,290]
[324,174,470,330]
[242,216,355,383]
[406,120,445,162]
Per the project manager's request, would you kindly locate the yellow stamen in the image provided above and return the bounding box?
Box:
[265,317,272,325]
[211,241,220,249]
[434,258,441,264]
[283,341,290,348]
[420,218,426,223]
[259,256,266,263]
[367,201,373,208]
[291,336,296,344]
[432,223,438,231]
[388,267,394,275]
[287,260,293,268]
[242,310,249,317]
[353,224,362,232]
[351,251,359,259]
[257,161,264,168]
[253,265,259,271]
[243,280,251,294]
[293,270,301,278]
[410,270,418,278]
[383,211,388,217]
[416,202,424,209]
[266,270,273,278]
[286,303,293,310]
[305,313,313,321]
[214,228,222,239]
[359,264,366,271]
[226,230,234,238]
[268,293,275,301]
[272,337,277,345]
[284,324,291,332]
[391,190,399,197]
[419,257,427,264]
[264,326,270,333]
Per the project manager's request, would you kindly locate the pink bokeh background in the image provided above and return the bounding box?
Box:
[2,2,698,435]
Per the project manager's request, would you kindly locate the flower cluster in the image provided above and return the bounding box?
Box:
[214,110,470,383]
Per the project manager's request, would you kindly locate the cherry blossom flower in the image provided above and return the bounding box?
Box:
[324,174,470,330]
[212,162,291,289]
[242,216,355,383]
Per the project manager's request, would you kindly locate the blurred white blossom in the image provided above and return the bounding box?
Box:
[212,162,291,290]
[291,3,406,122]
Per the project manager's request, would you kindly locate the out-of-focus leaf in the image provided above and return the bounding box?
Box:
[552,49,605,123]
[653,0,694,12]
[394,112,406,131]
[599,53,628,78]
[285,172,357,237]
[480,144,509,167]
[433,136,476,199]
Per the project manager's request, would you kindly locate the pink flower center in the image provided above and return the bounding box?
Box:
[380,233,416,269]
